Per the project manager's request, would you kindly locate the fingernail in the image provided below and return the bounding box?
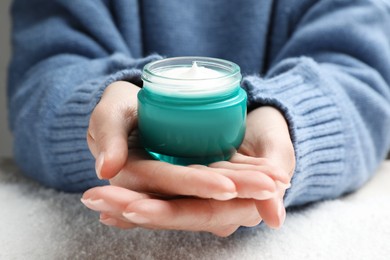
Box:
[277,200,286,228]
[211,192,238,201]
[80,198,116,212]
[253,190,277,200]
[95,153,105,179]
[276,181,291,190]
[123,212,150,224]
[100,217,117,226]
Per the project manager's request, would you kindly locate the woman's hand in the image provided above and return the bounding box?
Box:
[83,81,295,236]
[231,106,295,228]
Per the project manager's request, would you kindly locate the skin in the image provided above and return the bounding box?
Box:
[82,81,295,237]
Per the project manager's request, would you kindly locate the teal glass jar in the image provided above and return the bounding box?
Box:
[138,57,246,165]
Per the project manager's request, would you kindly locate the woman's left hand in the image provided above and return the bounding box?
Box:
[81,106,295,236]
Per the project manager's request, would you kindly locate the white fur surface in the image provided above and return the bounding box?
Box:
[1,158,390,260]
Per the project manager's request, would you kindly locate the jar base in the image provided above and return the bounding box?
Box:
[146,149,233,166]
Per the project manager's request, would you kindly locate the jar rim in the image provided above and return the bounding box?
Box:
[141,57,242,97]
[143,56,240,81]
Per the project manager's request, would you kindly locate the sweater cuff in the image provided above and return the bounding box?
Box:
[242,57,346,207]
[45,55,161,192]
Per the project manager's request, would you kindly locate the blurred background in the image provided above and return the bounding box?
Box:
[0,0,13,157]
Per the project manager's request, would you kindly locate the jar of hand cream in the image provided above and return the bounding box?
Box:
[138,57,246,165]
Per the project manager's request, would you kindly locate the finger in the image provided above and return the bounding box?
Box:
[87,81,140,179]
[209,225,241,237]
[255,197,286,229]
[110,153,238,200]
[189,164,277,200]
[227,153,291,183]
[122,197,262,233]
[81,185,151,215]
[99,213,239,237]
[99,213,137,229]
[84,186,261,236]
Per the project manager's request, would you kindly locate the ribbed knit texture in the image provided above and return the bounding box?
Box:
[8,0,390,208]
[44,55,161,191]
[243,59,347,206]
[10,53,161,191]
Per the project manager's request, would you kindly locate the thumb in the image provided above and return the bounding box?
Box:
[87,81,140,179]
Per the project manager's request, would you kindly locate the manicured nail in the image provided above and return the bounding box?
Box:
[277,200,286,228]
[211,192,238,201]
[100,217,117,226]
[123,212,150,224]
[95,153,105,179]
[80,198,115,212]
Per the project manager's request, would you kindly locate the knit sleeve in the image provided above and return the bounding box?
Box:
[7,0,161,191]
[242,0,390,207]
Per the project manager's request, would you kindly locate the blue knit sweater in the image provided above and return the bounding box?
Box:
[7,0,390,207]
